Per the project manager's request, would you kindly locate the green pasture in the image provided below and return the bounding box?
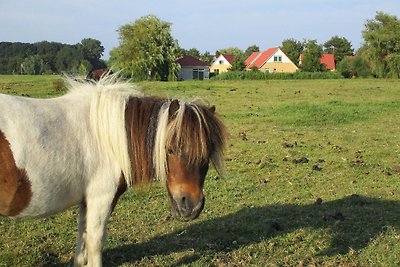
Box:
[1,76,400,266]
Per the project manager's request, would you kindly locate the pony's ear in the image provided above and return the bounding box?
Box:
[169,99,180,117]
[209,105,216,114]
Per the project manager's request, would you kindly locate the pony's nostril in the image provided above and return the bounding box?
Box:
[181,195,189,210]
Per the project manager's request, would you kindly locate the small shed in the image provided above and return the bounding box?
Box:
[176,56,210,80]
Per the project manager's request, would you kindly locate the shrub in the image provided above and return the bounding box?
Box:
[212,70,343,80]
[337,56,371,78]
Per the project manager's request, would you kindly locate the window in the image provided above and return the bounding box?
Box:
[193,69,199,80]
[219,60,224,64]
[274,56,282,62]
[192,69,205,80]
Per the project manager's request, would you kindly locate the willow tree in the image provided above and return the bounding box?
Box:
[363,12,400,78]
[110,15,180,81]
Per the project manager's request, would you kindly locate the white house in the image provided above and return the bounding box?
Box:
[176,56,210,80]
[245,47,298,73]
[210,54,235,74]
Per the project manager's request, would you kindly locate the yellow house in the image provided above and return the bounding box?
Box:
[210,54,235,74]
[245,47,298,73]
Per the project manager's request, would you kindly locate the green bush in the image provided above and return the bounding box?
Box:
[337,56,371,78]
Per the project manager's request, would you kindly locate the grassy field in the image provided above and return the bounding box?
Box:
[1,75,400,266]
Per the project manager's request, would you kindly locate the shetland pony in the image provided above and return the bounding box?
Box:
[0,75,226,266]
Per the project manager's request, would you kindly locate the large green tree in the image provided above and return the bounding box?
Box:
[323,36,354,63]
[363,12,400,77]
[110,15,180,81]
[301,40,325,72]
[230,53,246,71]
[280,38,303,66]
[81,38,104,60]
[80,38,105,69]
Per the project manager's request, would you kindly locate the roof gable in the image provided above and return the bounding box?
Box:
[177,55,209,67]
[320,54,335,70]
[222,54,235,64]
[211,54,235,66]
[247,47,278,68]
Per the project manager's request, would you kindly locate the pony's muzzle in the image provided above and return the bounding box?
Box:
[171,193,205,221]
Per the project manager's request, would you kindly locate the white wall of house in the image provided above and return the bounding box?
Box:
[213,55,230,65]
[178,66,209,80]
[266,48,292,63]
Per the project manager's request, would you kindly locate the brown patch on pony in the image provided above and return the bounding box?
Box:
[0,130,32,216]
[125,96,165,184]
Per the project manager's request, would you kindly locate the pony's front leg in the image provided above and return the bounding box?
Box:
[74,202,88,266]
[84,187,115,267]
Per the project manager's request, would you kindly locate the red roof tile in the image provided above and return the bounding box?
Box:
[245,52,261,66]
[248,47,278,69]
[177,55,209,67]
[321,54,335,70]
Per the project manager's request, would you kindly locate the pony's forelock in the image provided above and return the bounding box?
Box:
[153,102,170,182]
[153,100,226,182]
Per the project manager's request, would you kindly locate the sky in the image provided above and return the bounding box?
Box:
[1,1,400,59]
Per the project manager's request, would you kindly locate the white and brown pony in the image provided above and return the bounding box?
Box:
[0,76,226,266]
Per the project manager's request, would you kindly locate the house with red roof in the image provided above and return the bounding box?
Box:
[320,54,336,71]
[299,53,336,71]
[245,47,298,73]
[210,54,235,75]
[176,55,210,80]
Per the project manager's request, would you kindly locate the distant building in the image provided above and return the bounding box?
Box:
[320,54,336,71]
[176,55,210,80]
[299,53,336,71]
[210,54,235,75]
[245,47,298,73]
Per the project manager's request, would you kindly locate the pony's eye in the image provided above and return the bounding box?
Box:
[167,148,176,155]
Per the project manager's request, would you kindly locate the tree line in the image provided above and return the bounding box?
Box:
[0,38,106,75]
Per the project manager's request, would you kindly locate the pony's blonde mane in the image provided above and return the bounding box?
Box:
[64,75,143,187]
